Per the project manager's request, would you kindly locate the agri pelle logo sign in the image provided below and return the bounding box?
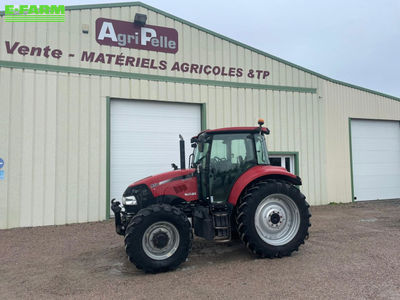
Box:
[4,5,65,22]
[96,18,178,54]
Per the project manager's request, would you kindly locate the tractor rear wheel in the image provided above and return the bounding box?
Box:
[124,204,193,273]
[236,180,311,258]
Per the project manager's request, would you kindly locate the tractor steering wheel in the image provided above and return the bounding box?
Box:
[210,157,223,169]
[212,157,222,162]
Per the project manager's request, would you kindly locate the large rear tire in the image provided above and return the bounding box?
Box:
[124,204,193,273]
[236,180,311,258]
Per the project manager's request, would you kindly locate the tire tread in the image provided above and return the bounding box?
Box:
[124,204,192,273]
[236,179,310,258]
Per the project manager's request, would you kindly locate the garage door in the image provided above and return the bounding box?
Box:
[110,99,201,201]
[351,119,400,201]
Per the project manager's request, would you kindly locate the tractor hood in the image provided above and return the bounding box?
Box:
[128,168,196,189]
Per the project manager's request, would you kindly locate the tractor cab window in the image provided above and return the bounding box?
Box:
[209,133,257,203]
[231,139,248,163]
[254,134,269,165]
[211,139,227,160]
[194,133,211,167]
[194,142,209,165]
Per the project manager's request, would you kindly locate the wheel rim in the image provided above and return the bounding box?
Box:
[142,221,180,260]
[254,193,300,246]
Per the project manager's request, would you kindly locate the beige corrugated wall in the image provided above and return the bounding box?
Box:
[0,3,397,228]
[0,67,325,228]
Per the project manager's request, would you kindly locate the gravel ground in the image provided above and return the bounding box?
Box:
[1,199,400,299]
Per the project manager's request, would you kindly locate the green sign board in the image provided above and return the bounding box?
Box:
[4,5,65,22]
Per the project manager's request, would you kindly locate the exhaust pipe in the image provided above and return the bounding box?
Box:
[179,134,185,170]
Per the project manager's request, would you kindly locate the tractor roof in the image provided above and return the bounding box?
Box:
[195,126,270,137]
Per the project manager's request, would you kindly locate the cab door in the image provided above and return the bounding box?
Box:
[209,133,257,203]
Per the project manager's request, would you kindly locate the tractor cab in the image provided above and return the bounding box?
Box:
[192,120,270,203]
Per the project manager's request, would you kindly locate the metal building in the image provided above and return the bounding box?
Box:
[0,2,399,229]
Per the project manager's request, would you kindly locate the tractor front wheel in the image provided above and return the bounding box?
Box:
[236,180,311,258]
[124,204,193,273]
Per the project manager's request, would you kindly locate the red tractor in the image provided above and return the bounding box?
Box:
[111,120,311,273]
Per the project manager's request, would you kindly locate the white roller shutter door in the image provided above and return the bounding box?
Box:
[351,119,400,201]
[110,99,201,201]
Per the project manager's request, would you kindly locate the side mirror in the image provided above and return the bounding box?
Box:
[188,153,194,168]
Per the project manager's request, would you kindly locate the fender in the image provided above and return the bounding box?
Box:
[228,165,301,206]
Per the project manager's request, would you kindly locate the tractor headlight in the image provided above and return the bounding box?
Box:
[122,195,137,206]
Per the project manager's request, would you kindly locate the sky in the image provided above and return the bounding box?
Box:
[2,0,400,97]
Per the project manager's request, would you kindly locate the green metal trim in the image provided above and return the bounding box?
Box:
[348,118,355,202]
[0,60,316,93]
[65,2,142,11]
[268,151,300,177]
[201,103,207,131]
[106,96,111,219]
[1,2,399,100]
